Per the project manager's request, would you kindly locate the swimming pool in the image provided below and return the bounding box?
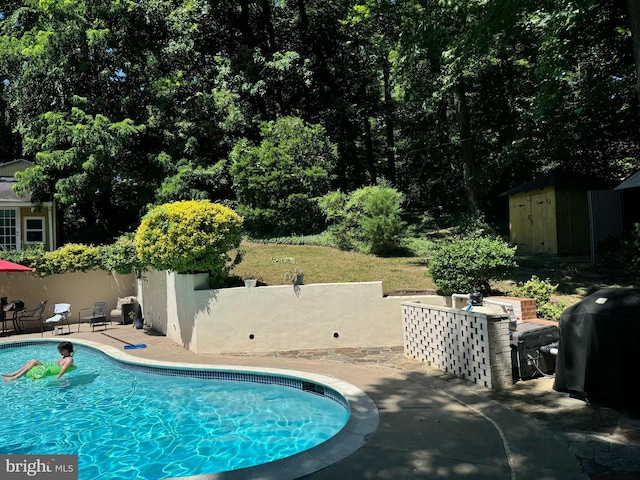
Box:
[0,339,378,479]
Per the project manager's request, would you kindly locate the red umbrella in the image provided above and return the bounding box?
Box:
[0,259,33,272]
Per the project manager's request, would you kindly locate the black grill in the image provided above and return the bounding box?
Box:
[553,287,640,409]
[511,321,559,380]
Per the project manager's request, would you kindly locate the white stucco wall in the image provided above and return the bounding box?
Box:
[139,271,444,354]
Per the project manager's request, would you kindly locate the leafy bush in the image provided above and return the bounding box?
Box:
[402,237,436,257]
[509,275,565,321]
[135,200,244,285]
[40,243,102,275]
[538,301,567,322]
[100,233,145,275]
[2,241,137,276]
[320,181,406,255]
[428,236,516,295]
[452,213,497,237]
[0,244,48,275]
[229,116,336,236]
[509,275,557,308]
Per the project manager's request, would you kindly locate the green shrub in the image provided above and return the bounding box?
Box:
[538,301,567,322]
[509,275,565,321]
[0,244,48,275]
[100,233,145,275]
[39,243,102,275]
[453,213,497,237]
[428,236,516,295]
[320,181,406,255]
[135,200,243,285]
[402,237,436,257]
[509,275,557,308]
[229,116,336,235]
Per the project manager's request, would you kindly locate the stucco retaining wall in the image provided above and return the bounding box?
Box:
[138,270,444,354]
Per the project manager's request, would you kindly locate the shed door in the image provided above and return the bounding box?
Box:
[509,188,557,254]
[530,190,557,254]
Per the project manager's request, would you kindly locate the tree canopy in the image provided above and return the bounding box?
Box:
[1,0,639,240]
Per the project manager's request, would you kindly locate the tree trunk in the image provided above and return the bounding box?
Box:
[363,117,377,183]
[382,57,396,184]
[260,0,276,52]
[627,0,640,104]
[453,81,479,215]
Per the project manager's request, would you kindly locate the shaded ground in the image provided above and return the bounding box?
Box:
[492,255,638,307]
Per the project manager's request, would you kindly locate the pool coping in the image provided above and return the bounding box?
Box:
[1,337,380,480]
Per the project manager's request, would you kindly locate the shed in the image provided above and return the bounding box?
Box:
[503,170,608,255]
[614,169,640,231]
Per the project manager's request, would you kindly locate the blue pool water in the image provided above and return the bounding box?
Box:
[0,343,350,479]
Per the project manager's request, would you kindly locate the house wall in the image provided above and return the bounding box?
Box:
[0,271,136,330]
[509,186,558,254]
[138,270,445,354]
[0,159,57,251]
[18,205,57,251]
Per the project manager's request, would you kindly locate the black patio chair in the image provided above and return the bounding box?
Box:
[78,301,109,332]
[14,300,48,334]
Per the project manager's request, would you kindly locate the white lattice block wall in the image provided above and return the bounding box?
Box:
[402,302,512,390]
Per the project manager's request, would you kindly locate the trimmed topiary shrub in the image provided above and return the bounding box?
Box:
[428,236,516,295]
[135,200,243,286]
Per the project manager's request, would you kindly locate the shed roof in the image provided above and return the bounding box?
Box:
[502,169,609,197]
[614,170,640,190]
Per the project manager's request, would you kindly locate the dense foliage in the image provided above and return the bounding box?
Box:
[229,117,336,235]
[1,243,107,277]
[134,200,243,285]
[320,182,406,255]
[509,275,565,321]
[428,236,517,295]
[99,233,145,275]
[1,1,639,242]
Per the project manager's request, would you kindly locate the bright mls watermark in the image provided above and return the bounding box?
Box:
[1,455,78,479]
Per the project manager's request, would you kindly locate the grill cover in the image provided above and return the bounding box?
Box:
[553,287,640,408]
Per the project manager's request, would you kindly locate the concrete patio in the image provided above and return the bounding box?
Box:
[2,323,639,479]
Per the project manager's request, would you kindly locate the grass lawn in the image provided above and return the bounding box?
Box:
[230,241,436,296]
[231,240,637,307]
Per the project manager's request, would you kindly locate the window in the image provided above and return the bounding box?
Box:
[24,217,45,244]
[0,209,17,250]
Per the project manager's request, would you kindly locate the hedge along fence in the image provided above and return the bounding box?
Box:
[2,201,243,282]
[0,236,142,278]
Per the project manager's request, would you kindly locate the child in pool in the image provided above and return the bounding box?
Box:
[2,341,75,381]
